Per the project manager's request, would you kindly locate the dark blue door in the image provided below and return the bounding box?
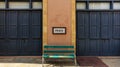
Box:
[0,10,42,56]
[77,11,120,56]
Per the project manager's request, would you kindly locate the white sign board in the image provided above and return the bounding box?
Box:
[53,27,66,34]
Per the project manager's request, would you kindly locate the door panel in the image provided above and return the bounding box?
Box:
[77,11,120,56]
[0,10,42,56]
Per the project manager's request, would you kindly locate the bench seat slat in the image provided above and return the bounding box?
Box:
[43,54,75,58]
[44,50,74,53]
[44,45,74,48]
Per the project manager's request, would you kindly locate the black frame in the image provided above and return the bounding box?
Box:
[52,27,66,35]
[0,0,120,10]
[0,0,42,10]
[76,0,120,10]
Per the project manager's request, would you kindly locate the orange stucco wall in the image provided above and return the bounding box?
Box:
[47,0,72,45]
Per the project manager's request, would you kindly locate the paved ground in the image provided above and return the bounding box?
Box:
[99,57,120,67]
[0,56,118,67]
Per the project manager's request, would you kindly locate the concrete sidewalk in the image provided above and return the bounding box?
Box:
[100,57,120,67]
[0,56,118,67]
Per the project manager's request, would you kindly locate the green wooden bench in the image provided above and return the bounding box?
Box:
[42,45,77,66]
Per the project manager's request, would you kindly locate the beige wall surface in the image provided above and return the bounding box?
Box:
[43,0,75,47]
[47,0,72,45]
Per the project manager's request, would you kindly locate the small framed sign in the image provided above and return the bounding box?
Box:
[52,27,66,34]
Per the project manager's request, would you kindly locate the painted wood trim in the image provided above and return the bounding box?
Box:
[43,0,48,54]
[71,0,76,54]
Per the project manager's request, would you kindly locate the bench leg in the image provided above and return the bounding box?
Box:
[74,58,77,66]
[74,56,77,67]
[42,57,44,67]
